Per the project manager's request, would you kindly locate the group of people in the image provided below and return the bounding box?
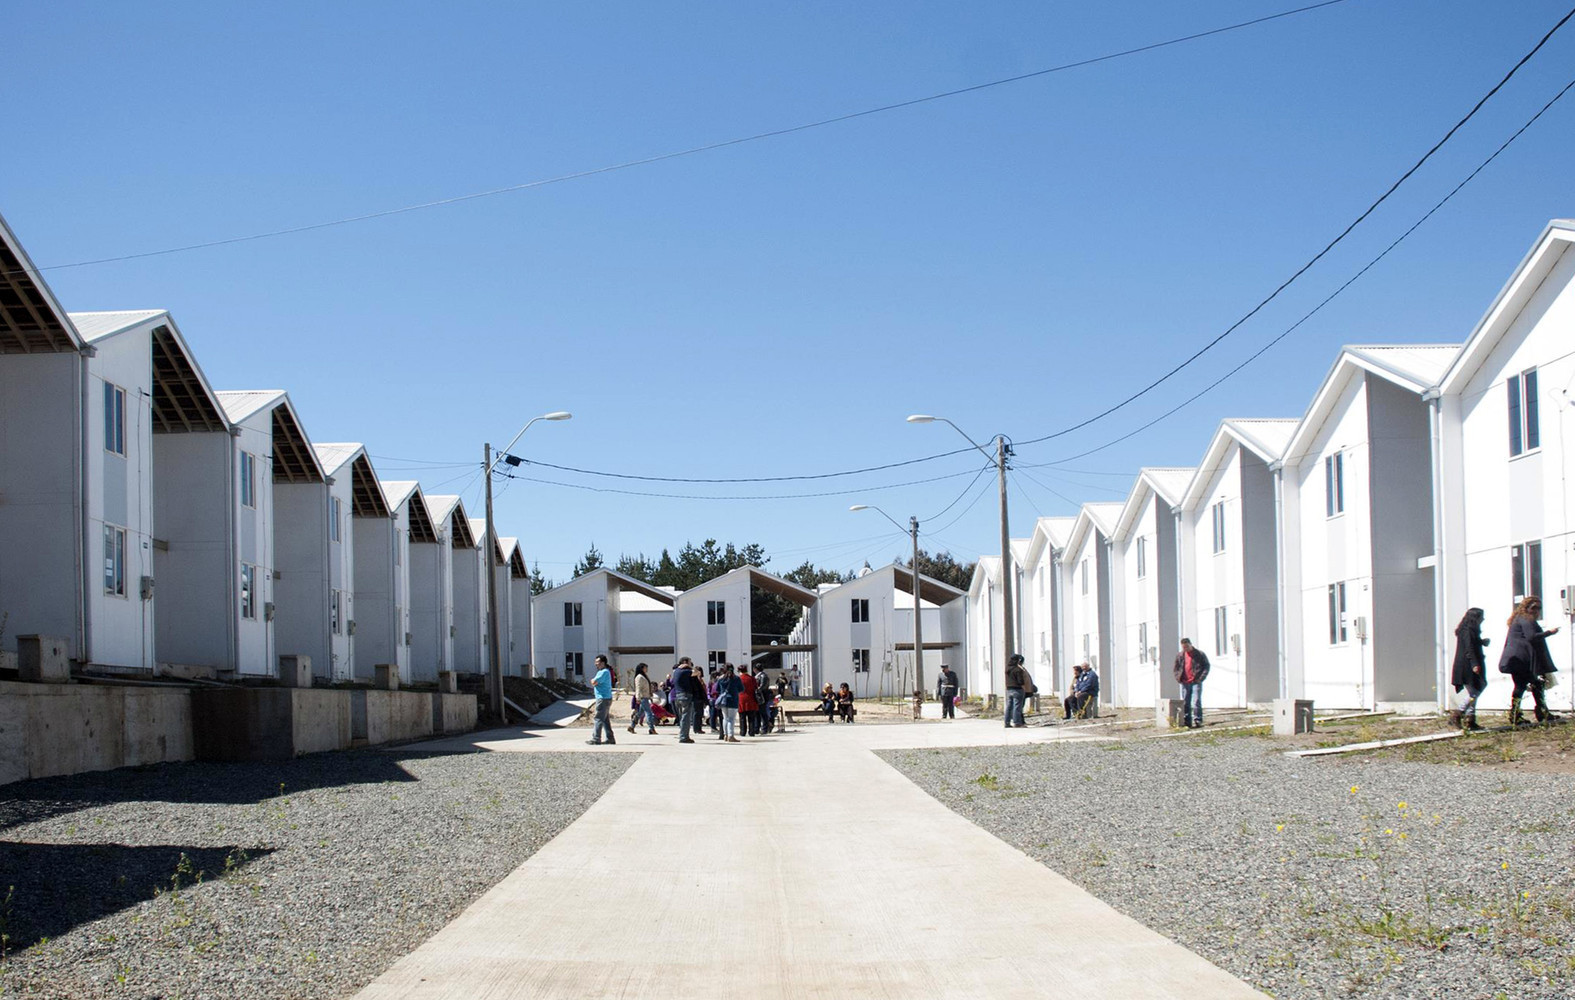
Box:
[817,683,856,722]
[1451,596,1563,729]
[587,656,791,745]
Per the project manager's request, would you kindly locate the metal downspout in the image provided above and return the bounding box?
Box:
[1272,462,1288,701]
[1427,394,1449,712]
[76,350,90,664]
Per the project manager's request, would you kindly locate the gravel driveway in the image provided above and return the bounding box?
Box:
[0,748,633,1000]
[884,735,1575,1000]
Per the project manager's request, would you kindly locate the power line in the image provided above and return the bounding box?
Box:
[1014,3,1575,450]
[924,461,997,522]
[493,462,987,501]
[24,2,1353,274]
[512,446,980,483]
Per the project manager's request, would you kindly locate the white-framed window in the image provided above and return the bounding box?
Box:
[240,452,257,509]
[103,523,127,597]
[1080,559,1088,596]
[241,563,257,620]
[1324,451,1344,517]
[1136,537,1147,579]
[853,648,870,673]
[1508,367,1540,457]
[331,589,343,634]
[707,600,726,625]
[1511,540,1543,603]
[565,651,584,675]
[563,602,582,627]
[1214,607,1228,657]
[103,382,126,456]
[851,598,869,623]
[1327,582,1347,645]
[707,650,727,669]
[329,497,342,542]
[1137,622,1149,663]
[1212,501,1227,554]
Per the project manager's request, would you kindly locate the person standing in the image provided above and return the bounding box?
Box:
[1172,639,1211,730]
[671,658,697,744]
[1500,596,1560,726]
[1003,653,1032,728]
[627,663,656,735]
[936,665,959,720]
[717,664,742,743]
[739,666,760,737]
[1450,608,1490,731]
[587,654,616,745]
[788,663,801,696]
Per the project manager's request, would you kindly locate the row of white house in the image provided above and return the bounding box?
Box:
[0,211,535,684]
[969,218,1575,715]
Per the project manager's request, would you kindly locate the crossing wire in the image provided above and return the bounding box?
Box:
[493,461,988,502]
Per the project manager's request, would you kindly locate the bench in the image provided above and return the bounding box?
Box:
[782,708,856,724]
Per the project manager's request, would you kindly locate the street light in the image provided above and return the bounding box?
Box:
[909,414,1015,672]
[485,411,572,722]
[849,503,926,698]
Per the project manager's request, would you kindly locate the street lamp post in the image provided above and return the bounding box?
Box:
[908,415,1014,671]
[850,504,925,697]
[485,410,571,722]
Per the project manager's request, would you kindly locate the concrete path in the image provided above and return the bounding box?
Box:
[527,697,594,727]
[360,720,1265,999]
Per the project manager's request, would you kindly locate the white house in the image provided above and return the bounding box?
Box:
[1062,503,1123,704]
[310,443,390,681]
[1178,419,1297,709]
[466,518,506,678]
[356,480,435,683]
[1437,219,1575,713]
[1022,516,1077,696]
[532,568,678,679]
[1279,345,1458,710]
[815,563,965,699]
[1111,468,1194,709]
[413,494,474,681]
[499,538,532,677]
[673,565,817,675]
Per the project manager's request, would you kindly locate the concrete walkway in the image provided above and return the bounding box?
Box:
[358,720,1265,999]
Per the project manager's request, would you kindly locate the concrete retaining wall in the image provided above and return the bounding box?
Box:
[434,692,478,735]
[0,681,194,784]
[361,690,435,745]
[192,688,354,761]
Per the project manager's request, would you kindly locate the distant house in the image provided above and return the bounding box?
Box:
[673,566,817,676]
[1062,503,1123,704]
[1279,345,1458,710]
[1437,219,1575,713]
[356,480,435,683]
[498,538,532,676]
[1111,468,1193,708]
[413,494,473,681]
[1178,419,1297,709]
[532,568,678,680]
[466,518,499,676]
[311,444,390,681]
[1021,516,1076,696]
[814,563,965,698]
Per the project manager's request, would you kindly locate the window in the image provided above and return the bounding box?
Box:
[1511,541,1543,603]
[1215,607,1228,657]
[563,602,583,627]
[1137,622,1148,663]
[707,600,726,625]
[1508,368,1540,456]
[707,650,727,669]
[1212,501,1227,554]
[331,589,343,634]
[1136,537,1148,579]
[329,497,342,542]
[1080,559,1088,596]
[240,452,257,508]
[1325,451,1344,517]
[564,652,584,675]
[853,648,870,673]
[1327,582,1347,645]
[103,524,127,597]
[103,382,126,456]
[851,598,870,623]
[1081,634,1090,659]
[241,564,257,620]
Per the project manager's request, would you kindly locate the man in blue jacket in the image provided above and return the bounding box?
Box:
[1063,663,1099,719]
[670,658,697,743]
[587,654,616,745]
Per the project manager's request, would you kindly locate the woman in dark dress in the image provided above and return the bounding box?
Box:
[1450,608,1490,731]
[1499,596,1560,725]
[835,683,856,723]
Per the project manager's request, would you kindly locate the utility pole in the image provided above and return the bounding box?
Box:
[484,443,503,723]
[997,435,1015,667]
[910,515,925,697]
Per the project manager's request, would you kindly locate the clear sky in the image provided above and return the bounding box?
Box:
[7,1,1575,581]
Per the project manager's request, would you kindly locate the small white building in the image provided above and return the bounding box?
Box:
[310,443,391,681]
[1022,516,1077,696]
[412,494,474,681]
[815,563,966,699]
[1279,345,1458,710]
[532,568,678,680]
[355,480,436,683]
[1062,503,1123,704]
[673,565,818,675]
[498,538,533,676]
[1111,468,1194,709]
[465,518,506,677]
[1178,419,1297,709]
[1437,219,1575,713]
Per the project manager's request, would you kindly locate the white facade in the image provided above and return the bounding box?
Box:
[1062,504,1121,704]
[1022,517,1076,697]
[500,539,532,676]
[411,494,467,682]
[532,568,677,681]
[356,480,432,683]
[814,564,965,700]
[1112,469,1193,710]
[672,566,817,676]
[1179,419,1296,708]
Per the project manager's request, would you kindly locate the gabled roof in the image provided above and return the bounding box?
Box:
[379,480,436,542]
[498,537,529,579]
[1282,344,1461,468]
[314,443,392,518]
[313,442,362,477]
[818,561,966,608]
[70,309,166,341]
[1061,502,1124,566]
[968,555,1001,599]
[1024,515,1078,568]
[0,211,81,354]
[679,565,819,607]
[217,389,286,425]
[1442,220,1575,395]
[216,390,325,483]
[424,495,475,549]
[1113,468,1196,542]
[1180,419,1299,511]
[71,310,228,433]
[466,518,507,564]
[539,567,678,606]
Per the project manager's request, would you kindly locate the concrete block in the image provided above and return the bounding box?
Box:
[437,671,458,694]
[27,685,123,778]
[17,635,70,683]
[192,688,352,761]
[291,689,353,755]
[1156,698,1185,729]
[279,655,313,688]
[157,662,217,681]
[1273,698,1315,736]
[0,650,17,674]
[436,692,477,734]
[121,688,194,766]
[364,690,433,745]
[375,663,399,691]
[0,691,29,784]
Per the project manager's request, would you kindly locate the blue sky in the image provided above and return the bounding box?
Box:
[8,1,1575,580]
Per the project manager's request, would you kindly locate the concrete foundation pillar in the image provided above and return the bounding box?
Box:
[1156,698,1184,729]
[279,655,313,688]
[17,635,70,683]
[1273,698,1314,735]
[437,671,458,694]
[374,663,399,691]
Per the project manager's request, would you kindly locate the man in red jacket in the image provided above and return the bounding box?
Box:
[1173,639,1211,729]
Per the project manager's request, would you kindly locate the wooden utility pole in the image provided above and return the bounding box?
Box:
[997,436,1015,667]
[910,515,925,697]
[484,443,503,722]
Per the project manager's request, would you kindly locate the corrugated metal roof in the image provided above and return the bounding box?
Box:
[1082,502,1124,536]
[68,309,166,342]
[380,479,420,511]
[1224,418,1298,462]
[425,494,462,524]
[1345,344,1460,390]
[312,442,364,477]
[215,389,286,424]
[1142,467,1195,506]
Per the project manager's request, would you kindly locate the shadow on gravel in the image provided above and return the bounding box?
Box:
[0,752,420,831]
[0,840,272,951]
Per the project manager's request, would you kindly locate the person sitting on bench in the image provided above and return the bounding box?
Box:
[820,683,839,722]
[836,683,856,722]
[1063,663,1099,719]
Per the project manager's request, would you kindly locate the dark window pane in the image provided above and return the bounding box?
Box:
[1524,369,1540,450]
[1508,377,1523,456]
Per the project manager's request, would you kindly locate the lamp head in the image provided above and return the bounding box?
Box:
[906,414,936,424]
[543,411,573,421]
[848,504,869,512]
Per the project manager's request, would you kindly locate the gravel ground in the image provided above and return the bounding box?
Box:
[0,749,634,1000]
[883,735,1575,1000]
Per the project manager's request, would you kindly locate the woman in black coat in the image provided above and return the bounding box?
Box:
[1499,596,1560,725]
[1450,608,1489,730]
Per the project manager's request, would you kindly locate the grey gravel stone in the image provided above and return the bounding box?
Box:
[0,749,634,999]
[883,737,1575,1000]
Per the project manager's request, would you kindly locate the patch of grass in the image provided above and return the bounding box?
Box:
[973,772,1002,791]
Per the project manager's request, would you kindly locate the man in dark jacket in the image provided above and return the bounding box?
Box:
[670,659,697,743]
[1173,639,1210,729]
[936,665,960,719]
[1003,653,1033,728]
